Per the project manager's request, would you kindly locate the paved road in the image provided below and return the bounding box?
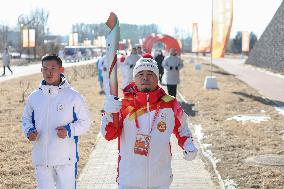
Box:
[199,56,284,105]
[0,59,97,83]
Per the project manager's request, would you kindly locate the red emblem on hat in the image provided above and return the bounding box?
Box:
[143,53,153,59]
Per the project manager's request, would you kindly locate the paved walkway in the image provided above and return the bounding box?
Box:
[77,134,218,189]
[199,56,284,105]
[0,59,97,83]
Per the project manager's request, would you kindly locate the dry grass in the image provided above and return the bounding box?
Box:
[179,53,284,189]
[0,63,104,189]
[9,59,39,67]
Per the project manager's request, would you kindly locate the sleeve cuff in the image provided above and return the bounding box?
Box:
[64,124,72,138]
[26,127,36,138]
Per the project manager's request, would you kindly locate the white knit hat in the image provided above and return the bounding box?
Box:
[133,57,159,79]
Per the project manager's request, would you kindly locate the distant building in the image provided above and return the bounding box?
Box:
[44,35,62,44]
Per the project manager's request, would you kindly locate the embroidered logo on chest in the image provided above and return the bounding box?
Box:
[57,103,64,111]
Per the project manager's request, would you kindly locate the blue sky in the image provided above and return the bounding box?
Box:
[0,0,282,38]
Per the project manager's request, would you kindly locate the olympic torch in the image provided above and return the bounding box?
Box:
[106,12,120,128]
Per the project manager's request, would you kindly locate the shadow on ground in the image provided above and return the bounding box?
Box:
[179,101,197,117]
[232,91,284,107]
[203,63,220,69]
[212,70,235,76]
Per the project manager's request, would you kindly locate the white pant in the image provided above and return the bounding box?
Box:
[118,185,169,189]
[35,164,76,189]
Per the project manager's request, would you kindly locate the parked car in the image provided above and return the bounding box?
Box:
[20,54,35,60]
[10,52,21,59]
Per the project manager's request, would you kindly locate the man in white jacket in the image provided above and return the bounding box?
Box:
[121,47,141,89]
[22,54,91,189]
[101,54,198,189]
[161,48,184,97]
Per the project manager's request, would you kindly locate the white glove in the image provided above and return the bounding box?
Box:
[178,125,191,137]
[100,113,113,136]
[101,113,113,124]
[183,140,198,161]
[103,95,122,114]
[183,150,197,161]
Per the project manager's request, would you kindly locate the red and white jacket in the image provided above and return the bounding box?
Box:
[101,82,193,188]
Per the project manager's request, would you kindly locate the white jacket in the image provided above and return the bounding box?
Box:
[22,75,91,166]
[101,83,194,188]
[161,55,183,85]
[2,51,10,66]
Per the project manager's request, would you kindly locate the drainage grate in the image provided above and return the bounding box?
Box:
[245,155,284,166]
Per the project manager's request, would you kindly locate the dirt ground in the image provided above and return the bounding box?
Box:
[0,55,284,189]
[0,64,104,189]
[179,54,284,189]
